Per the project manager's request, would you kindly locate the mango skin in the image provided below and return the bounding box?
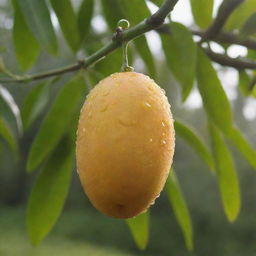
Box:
[76,72,175,219]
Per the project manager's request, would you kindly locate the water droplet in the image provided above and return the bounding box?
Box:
[103,88,111,96]
[82,128,86,132]
[118,117,136,126]
[147,86,154,91]
[149,138,153,142]
[143,101,151,109]
[162,121,166,127]
[100,104,108,112]
[161,88,166,95]
[162,132,166,136]
[162,140,167,145]
[150,200,155,206]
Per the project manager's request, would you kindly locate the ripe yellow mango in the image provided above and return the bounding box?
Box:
[76,72,175,218]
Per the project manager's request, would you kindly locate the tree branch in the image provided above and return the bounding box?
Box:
[0,0,179,84]
[157,24,256,51]
[191,29,256,51]
[202,47,256,70]
[202,0,244,40]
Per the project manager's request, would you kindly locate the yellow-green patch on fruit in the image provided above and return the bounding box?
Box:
[76,72,175,219]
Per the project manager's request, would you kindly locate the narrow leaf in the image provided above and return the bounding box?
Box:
[161,23,196,101]
[166,170,193,251]
[240,13,256,38]
[78,0,94,42]
[134,36,156,78]
[174,120,214,171]
[27,137,73,245]
[127,211,149,250]
[227,127,256,169]
[21,82,50,130]
[238,71,251,96]
[27,75,86,172]
[17,0,57,54]
[226,0,256,31]
[50,0,80,51]
[0,85,22,134]
[196,47,233,134]
[0,118,17,154]
[189,0,213,29]
[209,122,241,222]
[12,0,40,70]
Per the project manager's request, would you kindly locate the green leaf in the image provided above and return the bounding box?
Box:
[149,0,162,6]
[21,82,50,130]
[238,71,251,96]
[161,23,196,101]
[126,211,149,250]
[240,12,256,38]
[0,118,17,154]
[27,75,86,172]
[50,0,80,52]
[209,122,241,222]
[174,120,214,171]
[17,0,57,55]
[0,85,23,134]
[78,0,94,42]
[166,170,193,251]
[189,0,213,29]
[12,0,40,71]
[226,0,256,31]
[27,137,73,245]
[227,127,256,169]
[196,47,233,134]
[133,36,156,78]
[101,0,124,29]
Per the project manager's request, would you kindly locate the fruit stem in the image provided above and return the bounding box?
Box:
[121,42,134,72]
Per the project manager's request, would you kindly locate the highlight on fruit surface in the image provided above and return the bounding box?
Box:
[76,72,175,219]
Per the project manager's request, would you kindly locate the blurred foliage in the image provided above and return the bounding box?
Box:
[0,0,256,255]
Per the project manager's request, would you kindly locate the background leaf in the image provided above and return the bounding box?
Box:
[0,85,22,135]
[27,137,73,245]
[50,0,80,52]
[189,0,213,29]
[126,211,149,250]
[0,118,17,154]
[78,0,94,43]
[240,13,256,38]
[166,170,193,251]
[225,0,256,31]
[174,120,214,171]
[161,23,196,101]
[209,122,241,222]
[227,127,256,169]
[196,47,233,134]
[238,71,251,96]
[21,82,50,130]
[12,0,40,71]
[17,0,57,55]
[27,75,86,172]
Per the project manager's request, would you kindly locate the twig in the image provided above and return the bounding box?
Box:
[157,24,256,51]
[202,0,244,40]
[203,47,256,70]
[0,0,179,84]
[191,29,256,51]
